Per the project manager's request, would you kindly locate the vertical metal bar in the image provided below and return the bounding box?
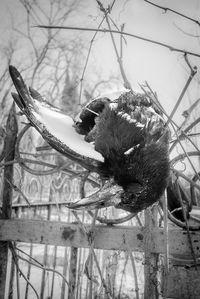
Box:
[50,245,58,298]
[40,186,53,299]
[61,207,71,299]
[8,253,15,299]
[76,212,85,299]
[61,247,68,299]
[0,104,18,298]
[9,193,22,298]
[76,248,84,299]
[24,244,33,299]
[16,260,20,299]
[40,245,48,299]
[88,251,93,299]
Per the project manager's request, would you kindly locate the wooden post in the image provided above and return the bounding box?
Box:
[68,247,78,299]
[144,208,159,299]
[8,256,15,299]
[0,104,18,299]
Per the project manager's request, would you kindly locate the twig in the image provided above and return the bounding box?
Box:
[9,243,40,299]
[144,0,200,26]
[184,53,197,74]
[78,0,116,105]
[108,17,126,46]
[5,178,31,207]
[166,207,200,231]
[171,133,200,144]
[87,208,98,298]
[120,23,125,60]
[118,253,128,298]
[98,1,131,90]
[79,171,90,198]
[180,98,200,131]
[183,117,200,135]
[172,125,200,184]
[16,247,43,267]
[14,246,69,286]
[139,81,200,178]
[175,180,198,270]
[144,81,165,112]
[135,215,143,227]
[162,191,169,299]
[124,240,140,299]
[166,56,197,126]
[36,25,200,58]
[172,168,200,192]
[190,171,200,205]
[72,210,113,298]
[16,253,20,299]
[91,246,113,299]
[169,119,200,153]
[171,151,200,166]
[138,83,179,129]
[87,210,136,225]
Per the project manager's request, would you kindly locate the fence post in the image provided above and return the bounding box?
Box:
[68,247,78,299]
[0,103,18,299]
[144,207,159,299]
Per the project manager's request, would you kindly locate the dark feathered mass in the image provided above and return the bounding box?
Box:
[9,65,171,214]
[75,91,170,213]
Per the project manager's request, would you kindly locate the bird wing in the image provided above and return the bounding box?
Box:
[9,65,104,171]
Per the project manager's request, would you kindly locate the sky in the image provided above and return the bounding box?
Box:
[0,0,200,125]
[89,0,200,123]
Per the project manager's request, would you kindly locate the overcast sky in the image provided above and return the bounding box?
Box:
[0,0,200,124]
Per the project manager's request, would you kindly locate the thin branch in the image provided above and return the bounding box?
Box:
[144,0,200,26]
[172,168,200,192]
[171,124,200,184]
[5,178,31,207]
[77,0,116,105]
[171,151,200,166]
[124,240,140,299]
[72,211,113,298]
[175,180,198,269]
[165,207,200,230]
[162,191,169,299]
[166,56,197,126]
[9,243,40,299]
[184,53,197,74]
[174,23,200,38]
[97,1,131,89]
[120,23,125,60]
[87,210,136,225]
[179,98,200,131]
[36,25,200,58]
[169,118,200,154]
[14,245,69,286]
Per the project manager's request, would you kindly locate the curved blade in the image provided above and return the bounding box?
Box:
[9,65,104,171]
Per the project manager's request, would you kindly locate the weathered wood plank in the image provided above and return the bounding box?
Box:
[0,219,200,257]
[162,263,200,299]
[144,208,159,299]
[68,247,78,299]
[0,104,18,299]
